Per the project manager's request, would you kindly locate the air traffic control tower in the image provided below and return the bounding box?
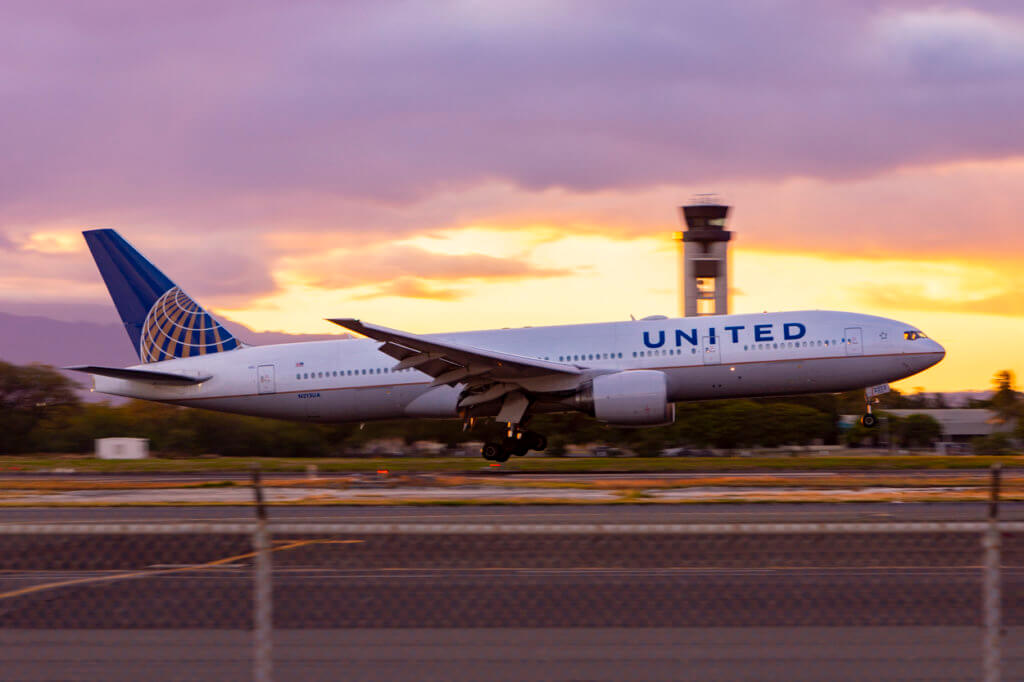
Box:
[673,200,733,317]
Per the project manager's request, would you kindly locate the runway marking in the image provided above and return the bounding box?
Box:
[364,565,991,573]
[0,538,362,601]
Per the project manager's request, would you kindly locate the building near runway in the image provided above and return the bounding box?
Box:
[95,437,149,459]
[840,408,1017,451]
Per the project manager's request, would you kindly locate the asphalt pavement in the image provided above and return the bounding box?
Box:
[3,505,1023,680]
[3,501,1023,524]
[4,628,1021,681]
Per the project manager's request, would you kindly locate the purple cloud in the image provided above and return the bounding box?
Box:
[2,0,1023,308]
[2,1,1024,228]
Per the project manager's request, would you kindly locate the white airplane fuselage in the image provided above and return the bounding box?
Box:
[90,310,945,423]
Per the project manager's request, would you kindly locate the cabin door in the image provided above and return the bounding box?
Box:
[257,364,276,394]
[844,328,863,356]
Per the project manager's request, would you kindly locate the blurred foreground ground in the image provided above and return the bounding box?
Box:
[2,514,1022,681]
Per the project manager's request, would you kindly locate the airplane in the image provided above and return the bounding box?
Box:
[69,229,946,462]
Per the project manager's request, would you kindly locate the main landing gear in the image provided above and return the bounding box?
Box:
[481,428,548,463]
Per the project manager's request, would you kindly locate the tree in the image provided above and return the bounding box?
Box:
[895,414,942,448]
[0,361,80,453]
[990,370,1022,423]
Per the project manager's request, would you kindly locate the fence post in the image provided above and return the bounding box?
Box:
[252,467,273,682]
[983,463,1002,682]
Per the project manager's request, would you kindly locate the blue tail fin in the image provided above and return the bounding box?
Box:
[83,229,242,363]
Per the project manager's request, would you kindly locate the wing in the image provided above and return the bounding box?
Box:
[328,319,583,414]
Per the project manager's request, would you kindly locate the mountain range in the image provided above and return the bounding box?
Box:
[0,304,348,399]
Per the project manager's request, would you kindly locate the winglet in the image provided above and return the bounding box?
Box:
[328,318,367,335]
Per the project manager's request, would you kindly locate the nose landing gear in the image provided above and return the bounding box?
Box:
[860,384,889,428]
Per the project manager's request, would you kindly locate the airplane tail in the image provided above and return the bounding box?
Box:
[82,229,242,363]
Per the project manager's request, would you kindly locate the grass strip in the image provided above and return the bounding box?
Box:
[1,453,1023,474]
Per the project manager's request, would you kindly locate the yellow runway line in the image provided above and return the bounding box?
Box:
[0,538,362,601]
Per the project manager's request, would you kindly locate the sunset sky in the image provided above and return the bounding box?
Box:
[1,1,1021,392]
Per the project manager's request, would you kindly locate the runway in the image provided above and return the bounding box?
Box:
[2,506,1023,680]
[4,628,1022,682]
[3,501,1024,524]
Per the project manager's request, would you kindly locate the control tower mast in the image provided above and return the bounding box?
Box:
[672,198,733,317]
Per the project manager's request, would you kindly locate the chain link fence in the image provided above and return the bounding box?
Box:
[1,520,1021,681]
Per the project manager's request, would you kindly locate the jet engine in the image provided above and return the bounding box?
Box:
[570,370,675,427]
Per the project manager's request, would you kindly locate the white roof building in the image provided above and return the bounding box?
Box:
[841,409,1014,441]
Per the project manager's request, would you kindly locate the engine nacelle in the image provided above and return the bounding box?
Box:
[572,370,675,427]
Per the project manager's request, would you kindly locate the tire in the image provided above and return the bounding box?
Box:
[527,432,548,452]
[861,413,878,428]
[481,442,503,461]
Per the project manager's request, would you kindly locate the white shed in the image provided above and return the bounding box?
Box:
[95,437,149,460]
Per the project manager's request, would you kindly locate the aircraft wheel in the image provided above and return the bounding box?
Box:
[502,434,530,457]
[482,442,504,461]
[861,413,878,428]
[526,432,548,452]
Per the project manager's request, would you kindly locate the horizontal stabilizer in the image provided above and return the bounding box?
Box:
[65,365,211,385]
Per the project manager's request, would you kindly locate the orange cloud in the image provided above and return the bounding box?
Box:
[351,277,462,301]
[285,245,573,294]
[857,285,1024,317]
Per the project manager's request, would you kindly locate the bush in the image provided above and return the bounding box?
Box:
[971,433,1015,455]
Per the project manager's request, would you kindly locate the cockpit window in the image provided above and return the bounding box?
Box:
[904,331,928,341]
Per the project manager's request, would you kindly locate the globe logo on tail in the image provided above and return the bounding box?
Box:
[139,287,240,363]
